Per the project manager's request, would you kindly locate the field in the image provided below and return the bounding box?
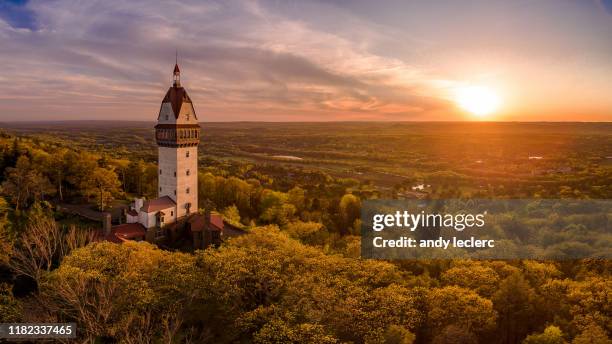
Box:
[3,121,611,198]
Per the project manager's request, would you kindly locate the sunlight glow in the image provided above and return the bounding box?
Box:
[455,85,501,118]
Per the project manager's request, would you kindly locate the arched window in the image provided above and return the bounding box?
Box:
[186,151,190,158]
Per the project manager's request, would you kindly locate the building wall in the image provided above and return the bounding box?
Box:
[139,211,157,228]
[158,206,177,226]
[158,145,198,218]
[126,214,138,224]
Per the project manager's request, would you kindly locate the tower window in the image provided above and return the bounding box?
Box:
[186,151,190,158]
[186,169,190,176]
[174,171,176,177]
[171,211,174,216]
[159,169,162,175]
[186,187,190,194]
[165,115,169,120]
[159,187,162,192]
[174,189,176,195]
[186,113,190,121]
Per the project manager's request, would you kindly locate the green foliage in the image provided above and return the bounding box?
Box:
[427,286,497,335]
[523,326,566,344]
[441,262,500,297]
[493,273,538,343]
[572,323,611,344]
[284,221,328,246]
[41,241,197,341]
[0,283,21,322]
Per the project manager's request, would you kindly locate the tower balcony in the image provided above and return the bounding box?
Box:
[155,124,200,147]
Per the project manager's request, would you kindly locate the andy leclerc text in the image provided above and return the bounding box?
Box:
[372,236,495,250]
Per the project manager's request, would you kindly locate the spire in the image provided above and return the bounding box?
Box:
[173,50,181,87]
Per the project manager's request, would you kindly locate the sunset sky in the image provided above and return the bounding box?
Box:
[0,0,611,122]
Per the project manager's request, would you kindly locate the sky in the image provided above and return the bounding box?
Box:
[0,0,611,122]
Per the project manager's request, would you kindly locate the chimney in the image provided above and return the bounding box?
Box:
[135,198,144,212]
[103,213,112,235]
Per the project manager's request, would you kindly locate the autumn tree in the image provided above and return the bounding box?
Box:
[10,216,94,286]
[41,241,197,343]
[493,273,538,344]
[0,283,21,322]
[571,323,611,344]
[523,326,566,344]
[338,193,360,235]
[88,167,122,211]
[426,286,497,340]
[1,155,54,209]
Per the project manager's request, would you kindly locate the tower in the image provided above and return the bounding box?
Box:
[155,62,200,218]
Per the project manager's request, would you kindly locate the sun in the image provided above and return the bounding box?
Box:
[454,85,501,118]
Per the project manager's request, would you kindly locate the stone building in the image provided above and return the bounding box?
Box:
[104,62,231,248]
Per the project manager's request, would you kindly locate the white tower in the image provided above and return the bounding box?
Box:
[155,62,200,218]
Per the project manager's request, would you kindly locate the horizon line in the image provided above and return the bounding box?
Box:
[1,119,611,124]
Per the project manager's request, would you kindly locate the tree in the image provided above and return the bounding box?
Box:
[287,186,306,214]
[427,286,497,338]
[64,150,98,198]
[522,326,566,344]
[0,197,13,265]
[2,156,54,210]
[45,148,68,201]
[431,325,477,344]
[382,325,415,344]
[125,159,146,195]
[88,167,122,211]
[566,277,611,335]
[441,263,500,297]
[493,273,538,344]
[572,323,611,344]
[284,221,327,246]
[10,216,94,286]
[338,194,360,235]
[41,241,197,343]
[0,283,21,322]
[222,205,242,226]
[195,227,415,343]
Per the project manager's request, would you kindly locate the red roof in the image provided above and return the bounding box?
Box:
[94,223,146,244]
[211,214,223,229]
[141,196,176,213]
[188,213,224,232]
[112,223,146,240]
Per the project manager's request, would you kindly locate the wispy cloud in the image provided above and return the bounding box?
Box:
[0,0,610,121]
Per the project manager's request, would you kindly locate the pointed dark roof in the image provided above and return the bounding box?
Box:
[162,86,192,118]
[174,63,180,74]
